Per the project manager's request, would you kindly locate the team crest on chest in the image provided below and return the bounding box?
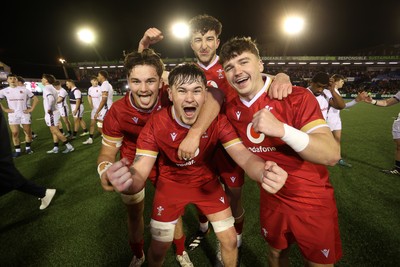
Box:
[217,68,224,79]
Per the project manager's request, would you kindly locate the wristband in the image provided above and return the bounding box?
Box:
[371,100,378,105]
[281,124,310,152]
[97,161,113,179]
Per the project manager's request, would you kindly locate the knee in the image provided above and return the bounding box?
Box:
[268,246,286,261]
[221,233,237,251]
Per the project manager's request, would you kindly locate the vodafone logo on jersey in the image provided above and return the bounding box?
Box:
[247,122,265,144]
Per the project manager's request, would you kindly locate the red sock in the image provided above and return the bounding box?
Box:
[129,239,144,258]
[173,236,186,255]
[234,220,244,235]
[199,214,208,224]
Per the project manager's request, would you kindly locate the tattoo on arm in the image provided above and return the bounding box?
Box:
[129,155,143,175]
[129,166,136,176]
[134,155,142,163]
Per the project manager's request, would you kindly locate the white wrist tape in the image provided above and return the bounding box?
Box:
[97,161,113,179]
[281,124,310,152]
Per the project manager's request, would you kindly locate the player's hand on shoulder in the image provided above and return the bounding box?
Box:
[269,73,292,100]
[178,131,200,161]
[260,161,288,194]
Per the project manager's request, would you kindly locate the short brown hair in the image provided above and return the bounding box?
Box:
[42,74,56,84]
[189,14,222,37]
[219,37,260,66]
[168,63,207,88]
[124,48,164,78]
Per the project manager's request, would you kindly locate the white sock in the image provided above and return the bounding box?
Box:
[237,234,243,248]
[199,222,209,233]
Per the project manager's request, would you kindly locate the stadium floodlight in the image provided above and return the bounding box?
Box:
[282,16,304,56]
[172,22,189,39]
[77,27,104,61]
[77,28,96,44]
[283,16,304,35]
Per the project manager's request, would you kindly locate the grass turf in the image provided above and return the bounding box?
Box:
[1,97,399,266]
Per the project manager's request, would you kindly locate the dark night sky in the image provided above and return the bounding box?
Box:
[2,0,399,78]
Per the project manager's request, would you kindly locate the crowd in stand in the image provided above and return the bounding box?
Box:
[74,65,400,96]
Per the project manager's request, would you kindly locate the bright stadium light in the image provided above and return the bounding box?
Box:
[283,16,304,35]
[172,22,189,39]
[77,28,96,44]
[282,16,305,56]
[77,27,104,61]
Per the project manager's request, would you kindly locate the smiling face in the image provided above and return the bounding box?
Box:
[168,64,207,125]
[222,51,265,101]
[190,30,220,67]
[127,64,162,110]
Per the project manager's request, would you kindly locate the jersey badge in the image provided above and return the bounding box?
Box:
[235,111,241,120]
[170,132,177,141]
[156,205,164,216]
[216,68,224,79]
[321,249,330,258]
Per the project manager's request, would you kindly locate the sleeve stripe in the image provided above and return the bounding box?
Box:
[301,119,330,133]
[136,149,158,158]
[222,138,242,150]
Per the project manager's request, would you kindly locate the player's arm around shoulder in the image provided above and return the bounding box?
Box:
[267,72,293,100]
[177,86,224,160]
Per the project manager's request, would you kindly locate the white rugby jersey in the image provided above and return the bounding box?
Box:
[100,80,114,110]
[43,85,58,112]
[88,85,102,109]
[56,87,69,109]
[0,86,34,111]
